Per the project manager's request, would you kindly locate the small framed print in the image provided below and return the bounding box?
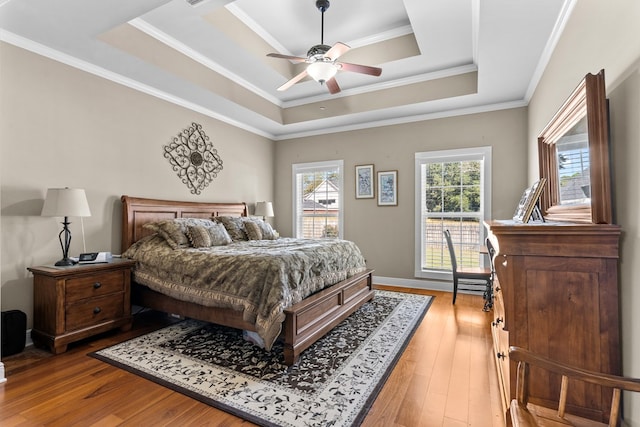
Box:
[513,178,547,223]
[377,170,398,206]
[512,187,531,222]
[355,164,375,199]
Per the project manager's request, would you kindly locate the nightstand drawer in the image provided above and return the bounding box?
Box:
[65,270,124,302]
[66,293,124,331]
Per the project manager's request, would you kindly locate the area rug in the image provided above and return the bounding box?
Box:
[90,290,432,427]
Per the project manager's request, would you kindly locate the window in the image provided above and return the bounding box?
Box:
[292,160,344,239]
[414,147,491,279]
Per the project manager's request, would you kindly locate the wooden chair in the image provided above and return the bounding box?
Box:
[443,229,493,310]
[485,237,497,275]
[509,346,640,427]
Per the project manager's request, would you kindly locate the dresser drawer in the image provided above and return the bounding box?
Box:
[490,280,510,415]
[492,285,504,327]
[494,326,510,414]
[492,283,505,348]
[66,293,124,331]
[65,270,124,302]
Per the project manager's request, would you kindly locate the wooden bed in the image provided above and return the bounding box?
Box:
[120,195,374,365]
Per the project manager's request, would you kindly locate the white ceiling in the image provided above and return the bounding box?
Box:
[0,0,574,140]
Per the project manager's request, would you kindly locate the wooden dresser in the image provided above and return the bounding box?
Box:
[485,220,621,423]
[29,259,135,354]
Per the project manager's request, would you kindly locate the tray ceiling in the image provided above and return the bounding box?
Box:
[0,0,573,139]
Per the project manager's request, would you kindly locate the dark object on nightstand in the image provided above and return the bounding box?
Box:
[1,309,27,357]
[28,258,136,354]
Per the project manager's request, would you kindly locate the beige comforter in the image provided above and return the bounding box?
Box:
[123,236,367,350]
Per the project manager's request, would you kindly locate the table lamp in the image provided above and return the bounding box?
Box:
[254,201,274,221]
[41,188,91,266]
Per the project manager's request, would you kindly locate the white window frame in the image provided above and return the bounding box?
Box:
[414,147,492,280]
[292,160,344,239]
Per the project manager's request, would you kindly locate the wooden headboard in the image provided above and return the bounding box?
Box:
[121,195,247,253]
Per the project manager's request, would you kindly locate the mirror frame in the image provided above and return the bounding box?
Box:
[537,70,612,224]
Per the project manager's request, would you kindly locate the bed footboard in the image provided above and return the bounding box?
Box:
[283,269,374,365]
[132,269,374,365]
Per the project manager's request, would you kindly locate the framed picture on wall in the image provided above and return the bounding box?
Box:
[355,164,375,199]
[377,170,398,206]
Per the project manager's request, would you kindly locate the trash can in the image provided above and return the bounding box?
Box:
[1,310,27,357]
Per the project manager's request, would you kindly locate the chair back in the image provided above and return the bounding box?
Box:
[485,237,496,273]
[509,346,640,427]
[443,229,458,272]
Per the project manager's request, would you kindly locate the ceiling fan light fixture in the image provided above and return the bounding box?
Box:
[266,0,380,94]
[307,61,337,83]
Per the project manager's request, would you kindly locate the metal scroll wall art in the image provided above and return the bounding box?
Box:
[163,123,223,195]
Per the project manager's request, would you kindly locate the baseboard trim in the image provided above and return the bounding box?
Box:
[25,329,33,348]
[372,275,481,296]
[0,362,6,384]
[373,275,450,291]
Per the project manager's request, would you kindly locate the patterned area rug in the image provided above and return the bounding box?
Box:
[90,290,432,427]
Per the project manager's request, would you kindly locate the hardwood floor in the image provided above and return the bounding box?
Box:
[0,288,505,426]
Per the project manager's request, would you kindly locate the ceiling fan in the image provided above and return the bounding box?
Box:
[266,0,382,94]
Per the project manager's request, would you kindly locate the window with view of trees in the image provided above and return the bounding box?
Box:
[414,147,491,279]
[292,160,343,239]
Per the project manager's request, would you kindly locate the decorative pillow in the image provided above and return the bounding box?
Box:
[245,218,278,240]
[186,223,232,247]
[214,216,248,241]
[244,220,262,240]
[207,222,232,246]
[144,218,217,249]
[186,225,212,248]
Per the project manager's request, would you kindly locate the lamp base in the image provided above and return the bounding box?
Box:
[54,257,76,267]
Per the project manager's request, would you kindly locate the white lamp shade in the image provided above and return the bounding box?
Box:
[307,61,337,83]
[254,201,274,218]
[41,188,91,217]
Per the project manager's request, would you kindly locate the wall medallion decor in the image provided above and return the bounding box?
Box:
[163,123,223,195]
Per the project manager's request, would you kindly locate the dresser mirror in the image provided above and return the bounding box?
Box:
[537,70,612,224]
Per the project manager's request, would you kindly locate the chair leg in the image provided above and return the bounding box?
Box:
[452,277,458,304]
[483,279,493,311]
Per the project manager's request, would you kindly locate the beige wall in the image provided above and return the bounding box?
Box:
[274,108,528,283]
[0,43,275,328]
[527,0,640,422]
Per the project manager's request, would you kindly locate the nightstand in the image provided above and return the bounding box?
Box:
[28,258,136,354]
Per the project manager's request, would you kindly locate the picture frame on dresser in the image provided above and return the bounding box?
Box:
[512,187,531,223]
[513,178,546,223]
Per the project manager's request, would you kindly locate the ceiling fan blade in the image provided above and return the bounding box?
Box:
[338,62,382,77]
[326,77,341,94]
[325,42,350,61]
[267,53,307,63]
[277,69,309,91]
